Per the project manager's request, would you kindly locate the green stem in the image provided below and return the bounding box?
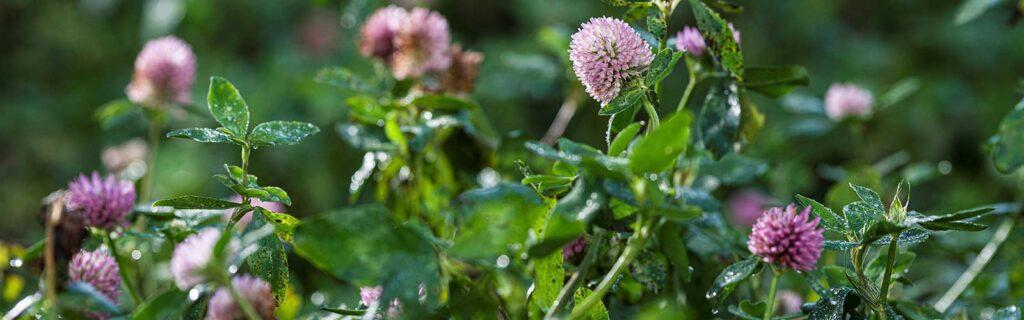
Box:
[676,62,698,112]
[879,235,899,305]
[545,230,607,320]
[227,278,263,320]
[642,97,661,131]
[568,218,656,320]
[104,233,142,306]
[763,269,781,320]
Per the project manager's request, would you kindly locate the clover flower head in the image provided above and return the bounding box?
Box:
[824,83,873,120]
[569,17,655,105]
[747,205,824,271]
[562,237,587,262]
[391,7,452,79]
[675,26,706,57]
[360,6,407,60]
[69,249,121,302]
[728,189,772,227]
[170,228,235,290]
[126,36,196,107]
[66,172,136,230]
[440,44,484,93]
[207,275,277,320]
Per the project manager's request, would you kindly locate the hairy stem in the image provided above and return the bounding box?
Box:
[545,230,607,320]
[934,216,1017,312]
[642,97,661,131]
[879,235,899,305]
[43,196,65,309]
[227,278,263,320]
[569,218,656,320]
[676,62,698,113]
[541,89,582,145]
[763,269,781,320]
[104,233,142,305]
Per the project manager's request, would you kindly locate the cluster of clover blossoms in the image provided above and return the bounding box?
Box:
[360,5,482,93]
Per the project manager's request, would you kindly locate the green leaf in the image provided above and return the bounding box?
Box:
[698,153,768,185]
[988,97,1024,173]
[696,81,742,158]
[894,301,947,320]
[95,99,138,129]
[167,127,234,143]
[451,183,548,262]
[851,183,885,213]
[796,194,846,232]
[919,220,988,231]
[384,112,408,153]
[688,0,743,80]
[292,205,439,302]
[954,0,1003,25]
[246,212,289,302]
[132,289,187,320]
[259,208,300,243]
[249,121,320,147]
[655,205,702,222]
[727,300,766,320]
[531,176,606,257]
[629,111,693,174]
[658,223,692,281]
[646,13,666,40]
[608,122,642,157]
[532,250,565,311]
[930,207,994,223]
[316,67,375,92]
[606,102,642,145]
[645,50,683,85]
[207,77,250,137]
[258,186,291,206]
[599,89,644,116]
[707,256,761,307]
[526,140,631,179]
[336,123,397,152]
[809,287,861,319]
[742,65,809,97]
[458,108,502,149]
[154,195,242,210]
[61,281,123,316]
[573,287,610,320]
[412,94,478,111]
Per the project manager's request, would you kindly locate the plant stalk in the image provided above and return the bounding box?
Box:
[763,269,781,320]
[43,196,65,310]
[933,216,1017,312]
[642,97,661,131]
[568,218,656,320]
[104,233,143,306]
[879,235,899,305]
[541,88,582,145]
[545,230,606,320]
[676,61,698,112]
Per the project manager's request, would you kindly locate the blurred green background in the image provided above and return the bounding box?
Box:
[2,0,1024,311]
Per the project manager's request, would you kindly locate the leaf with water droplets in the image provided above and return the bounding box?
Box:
[246,211,289,302]
[530,176,607,257]
[259,208,300,243]
[688,0,743,80]
[207,77,250,138]
[706,256,762,307]
[153,195,242,210]
[808,287,861,320]
[249,121,320,147]
[451,183,548,263]
[629,110,693,174]
[696,81,742,158]
[992,305,1022,320]
[167,127,234,144]
[796,194,846,233]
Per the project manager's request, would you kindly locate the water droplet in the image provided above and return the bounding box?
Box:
[496,255,510,268]
[9,259,22,268]
[228,265,238,274]
[188,288,200,301]
[311,292,325,305]
[131,250,142,260]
